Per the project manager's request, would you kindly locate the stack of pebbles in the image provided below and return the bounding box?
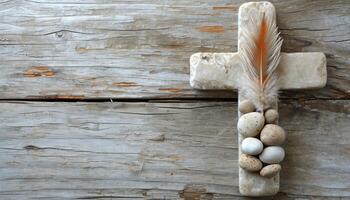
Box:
[238,100,286,178]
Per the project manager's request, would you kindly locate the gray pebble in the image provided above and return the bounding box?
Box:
[241,137,264,155]
[259,146,285,164]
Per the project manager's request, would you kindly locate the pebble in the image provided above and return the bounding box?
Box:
[260,124,286,145]
[239,153,263,172]
[260,164,281,178]
[237,112,265,137]
[264,109,278,124]
[241,137,263,155]
[239,100,256,114]
[259,146,285,164]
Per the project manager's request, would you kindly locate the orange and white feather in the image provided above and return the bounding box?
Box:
[238,12,283,111]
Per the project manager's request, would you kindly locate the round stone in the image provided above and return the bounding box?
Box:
[264,109,278,124]
[239,153,263,172]
[241,137,263,155]
[239,100,256,114]
[259,146,285,164]
[237,112,265,137]
[260,124,286,145]
[260,164,281,178]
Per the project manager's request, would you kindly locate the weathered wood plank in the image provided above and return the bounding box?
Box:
[0,100,349,199]
[0,0,349,99]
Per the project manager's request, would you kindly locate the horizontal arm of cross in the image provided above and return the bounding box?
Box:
[190,52,327,90]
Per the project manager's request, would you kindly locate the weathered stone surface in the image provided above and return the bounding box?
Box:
[190,52,241,90]
[190,52,327,90]
[239,168,279,197]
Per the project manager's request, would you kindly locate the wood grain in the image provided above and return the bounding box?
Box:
[0,100,349,199]
[0,0,349,100]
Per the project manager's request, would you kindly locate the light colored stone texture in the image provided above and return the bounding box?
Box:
[190,52,327,90]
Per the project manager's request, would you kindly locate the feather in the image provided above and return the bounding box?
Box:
[238,12,283,111]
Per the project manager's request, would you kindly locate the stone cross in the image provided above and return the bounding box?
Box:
[189,2,327,196]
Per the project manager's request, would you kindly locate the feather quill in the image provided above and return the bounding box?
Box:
[239,12,283,111]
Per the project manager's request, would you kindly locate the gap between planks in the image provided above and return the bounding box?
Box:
[0,97,350,103]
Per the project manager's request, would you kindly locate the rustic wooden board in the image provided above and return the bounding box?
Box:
[0,101,349,199]
[0,0,349,100]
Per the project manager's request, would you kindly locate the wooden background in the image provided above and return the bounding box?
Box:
[0,0,349,199]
